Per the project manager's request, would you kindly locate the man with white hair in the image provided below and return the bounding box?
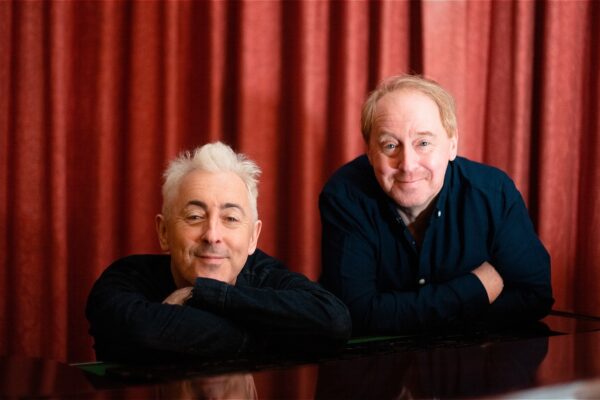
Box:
[86,142,351,362]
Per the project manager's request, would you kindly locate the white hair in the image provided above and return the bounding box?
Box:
[161,142,261,220]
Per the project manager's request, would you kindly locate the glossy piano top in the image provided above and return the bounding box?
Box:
[2,311,600,399]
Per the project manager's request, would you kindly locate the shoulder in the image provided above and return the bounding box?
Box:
[96,254,172,283]
[88,254,174,302]
[242,249,286,274]
[239,249,309,287]
[450,157,519,199]
[321,154,383,202]
[322,155,379,194]
[104,254,170,272]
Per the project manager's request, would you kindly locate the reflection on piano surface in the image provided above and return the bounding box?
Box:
[157,373,256,400]
[2,312,600,398]
[314,335,548,399]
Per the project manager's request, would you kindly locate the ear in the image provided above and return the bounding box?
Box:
[449,132,458,161]
[247,220,262,255]
[155,214,170,252]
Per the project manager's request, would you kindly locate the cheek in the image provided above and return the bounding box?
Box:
[377,165,397,184]
[370,154,394,175]
[173,227,198,245]
[427,159,449,182]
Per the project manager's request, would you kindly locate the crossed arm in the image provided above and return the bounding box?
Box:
[319,190,553,335]
[86,256,351,362]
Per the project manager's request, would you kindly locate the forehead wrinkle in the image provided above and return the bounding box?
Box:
[184,200,247,216]
[186,200,207,209]
[377,129,436,141]
[222,203,246,216]
[374,91,444,131]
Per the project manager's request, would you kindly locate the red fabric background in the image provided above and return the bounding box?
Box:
[1,0,599,364]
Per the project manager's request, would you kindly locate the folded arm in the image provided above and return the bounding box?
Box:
[319,187,553,335]
[187,257,352,344]
[482,191,554,325]
[85,261,254,361]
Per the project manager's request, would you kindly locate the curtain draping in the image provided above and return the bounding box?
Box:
[1,0,598,364]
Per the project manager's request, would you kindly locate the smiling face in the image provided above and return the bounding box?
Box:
[367,89,458,218]
[155,170,261,287]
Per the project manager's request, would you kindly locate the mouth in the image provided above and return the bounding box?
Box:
[194,251,229,264]
[394,177,423,185]
[198,254,227,261]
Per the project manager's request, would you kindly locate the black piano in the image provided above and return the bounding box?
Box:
[2,310,600,399]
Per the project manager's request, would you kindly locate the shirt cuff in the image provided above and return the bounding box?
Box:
[190,277,230,311]
[447,273,489,320]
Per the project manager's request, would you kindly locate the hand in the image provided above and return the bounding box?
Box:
[471,261,504,304]
[162,287,194,305]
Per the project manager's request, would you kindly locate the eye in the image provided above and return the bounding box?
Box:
[222,215,241,225]
[185,214,204,223]
[380,142,399,155]
[416,139,433,150]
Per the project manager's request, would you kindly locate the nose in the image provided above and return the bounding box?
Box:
[394,146,418,172]
[201,216,223,244]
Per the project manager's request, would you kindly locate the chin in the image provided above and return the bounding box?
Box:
[392,195,428,210]
[198,271,231,283]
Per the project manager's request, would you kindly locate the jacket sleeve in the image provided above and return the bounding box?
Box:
[320,190,491,335]
[187,255,352,348]
[483,181,554,325]
[85,259,256,362]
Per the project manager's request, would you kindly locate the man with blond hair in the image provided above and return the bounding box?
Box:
[320,75,553,335]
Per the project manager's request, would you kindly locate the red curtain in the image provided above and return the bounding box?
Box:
[1,0,598,363]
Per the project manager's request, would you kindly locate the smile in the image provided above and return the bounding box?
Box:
[395,178,423,184]
[197,254,228,263]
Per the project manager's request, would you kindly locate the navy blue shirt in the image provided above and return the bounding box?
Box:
[320,155,553,335]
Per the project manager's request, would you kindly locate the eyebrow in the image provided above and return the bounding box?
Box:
[378,130,436,140]
[186,200,246,215]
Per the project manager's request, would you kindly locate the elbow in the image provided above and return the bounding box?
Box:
[518,284,555,322]
[317,298,352,341]
[532,278,554,319]
[535,290,555,320]
[330,307,353,341]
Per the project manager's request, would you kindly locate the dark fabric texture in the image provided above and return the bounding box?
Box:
[320,155,553,335]
[86,249,351,362]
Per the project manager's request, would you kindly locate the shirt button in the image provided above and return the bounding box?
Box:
[418,278,426,285]
[436,210,442,218]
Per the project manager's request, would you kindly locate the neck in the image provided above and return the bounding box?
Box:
[171,265,189,289]
[397,202,436,246]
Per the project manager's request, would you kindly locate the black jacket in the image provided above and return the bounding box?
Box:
[86,249,351,362]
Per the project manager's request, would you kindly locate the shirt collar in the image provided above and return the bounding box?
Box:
[380,159,455,222]
[433,159,454,216]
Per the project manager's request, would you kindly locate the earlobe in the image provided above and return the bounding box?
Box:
[155,214,170,252]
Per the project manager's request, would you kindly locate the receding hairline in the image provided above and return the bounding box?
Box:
[361,75,458,142]
[372,88,454,137]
